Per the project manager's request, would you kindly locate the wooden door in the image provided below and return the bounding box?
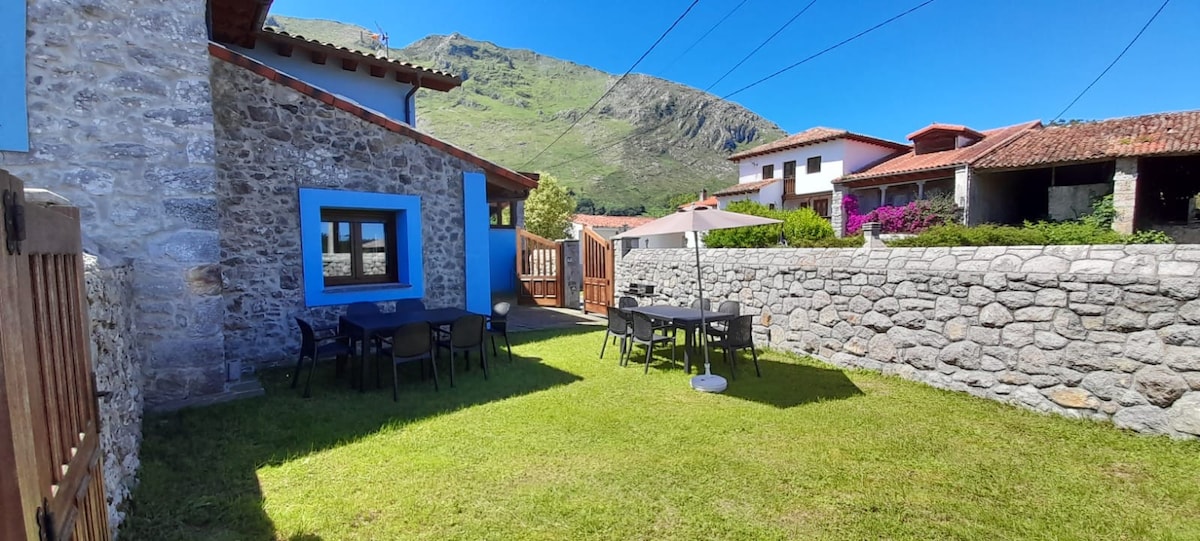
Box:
[581,227,613,315]
[0,171,110,540]
[515,228,561,307]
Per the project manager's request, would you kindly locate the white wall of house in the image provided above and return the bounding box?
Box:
[715,180,784,210]
[572,223,685,249]
[734,139,901,198]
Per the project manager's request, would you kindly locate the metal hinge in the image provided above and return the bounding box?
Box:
[3,190,25,255]
[36,498,54,541]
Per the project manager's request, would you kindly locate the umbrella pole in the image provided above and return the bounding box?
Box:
[690,230,727,393]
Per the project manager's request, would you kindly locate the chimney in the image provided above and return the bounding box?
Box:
[700,188,708,201]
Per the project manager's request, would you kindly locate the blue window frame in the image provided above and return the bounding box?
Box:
[0,0,28,152]
[299,188,423,307]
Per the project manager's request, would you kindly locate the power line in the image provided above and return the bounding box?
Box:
[660,0,752,74]
[722,0,937,99]
[1051,0,1171,122]
[519,0,704,168]
[705,0,819,92]
[542,1,937,171]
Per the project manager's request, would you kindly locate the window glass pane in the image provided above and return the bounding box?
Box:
[360,222,389,276]
[322,221,353,279]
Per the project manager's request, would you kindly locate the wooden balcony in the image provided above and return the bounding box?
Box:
[781,177,797,200]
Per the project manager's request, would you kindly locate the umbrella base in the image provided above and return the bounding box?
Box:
[690,374,728,393]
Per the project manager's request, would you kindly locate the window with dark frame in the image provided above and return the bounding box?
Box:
[320,209,398,286]
[806,156,822,174]
[489,201,514,227]
[762,164,774,179]
[783,160,796,178]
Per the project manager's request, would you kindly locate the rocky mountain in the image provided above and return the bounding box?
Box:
[267,16,786,214]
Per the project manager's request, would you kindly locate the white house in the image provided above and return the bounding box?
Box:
[569,214,685,248]
[713,127,909,218]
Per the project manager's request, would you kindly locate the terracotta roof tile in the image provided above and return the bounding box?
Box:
[679,196,719,209]
[573,214,655,229]
[257,28,462,91]
[207,42,536,192]
[906,123,985,141]
[712,178,779,196]
[729,127,908,162]
[975,110,1200,170]
[839,120,1040,184]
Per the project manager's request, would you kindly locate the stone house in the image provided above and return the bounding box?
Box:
[833,111,1200,237]
[1,0,537,408]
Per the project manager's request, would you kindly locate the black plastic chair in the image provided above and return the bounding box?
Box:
[706,300,741,340]
[488,302,513,363]
[395,298,426,312]
[690,298,711,311]
[437,314,488,380]
[625,311,676,374]
[709,315,760,379]
[618,296,639,309]
[293,317,352,398]
[600,306,631,360]
[378,321,442,399]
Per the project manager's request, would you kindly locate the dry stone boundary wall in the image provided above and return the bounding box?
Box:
[617,245,1200,439]
[84,254,142,535]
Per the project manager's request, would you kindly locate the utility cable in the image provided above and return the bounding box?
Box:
[519,0,704,168]
[661,0,752,75]
[705,0,819,91]
[1051,0,1170,122]
[543,0,937,171]
[721,0,936,99]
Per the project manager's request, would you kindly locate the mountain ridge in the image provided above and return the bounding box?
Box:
[267,15,786,214]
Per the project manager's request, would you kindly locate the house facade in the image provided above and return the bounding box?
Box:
[833,111,1200,239]
[569,213,684,248]
[1,0,537,407]
[715,127,909,219]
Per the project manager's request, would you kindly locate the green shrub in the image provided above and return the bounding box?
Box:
[1022,220,1125,245]
[1128,229,1174,244]
[703,201,782,248]
[1082,194,1117,229]
[782,207,834,246]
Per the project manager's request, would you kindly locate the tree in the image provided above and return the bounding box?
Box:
[523,173,576,240]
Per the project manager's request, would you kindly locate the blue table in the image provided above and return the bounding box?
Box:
[627,305,735,374]
[339,307,475,390]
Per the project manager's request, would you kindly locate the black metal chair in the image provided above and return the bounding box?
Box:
[706,300,741,340]
[293,317,352,398]
[600,306,632,360]
[378,321,442,399]
[437,314,488,380]
[625,311,676,374]
[708,315,760,379]
[488,302,513,363]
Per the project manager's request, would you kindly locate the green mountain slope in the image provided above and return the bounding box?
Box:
[267,15,786,214]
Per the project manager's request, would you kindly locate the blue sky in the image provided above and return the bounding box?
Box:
[270,0,1199,142]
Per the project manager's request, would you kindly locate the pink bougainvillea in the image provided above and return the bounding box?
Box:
[843,194,953,235]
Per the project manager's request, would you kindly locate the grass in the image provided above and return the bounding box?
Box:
[122,328,1200,540]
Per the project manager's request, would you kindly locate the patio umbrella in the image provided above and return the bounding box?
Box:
[614,205,781,393]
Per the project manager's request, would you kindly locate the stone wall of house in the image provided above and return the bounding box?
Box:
[84,254,142,536]
[0,0,223,407]
[617,245,1200,439]
[210,57,478,367]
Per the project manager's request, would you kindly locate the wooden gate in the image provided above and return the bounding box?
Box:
[581,227,614,314]
[515,228,562,307]
[0,171,110,541]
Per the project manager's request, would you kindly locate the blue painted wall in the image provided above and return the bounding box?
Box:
[463,172,492,315]
[0,0,28,151]
[298,188,424,307]
[489,228,517,296]
[232,44,415,123]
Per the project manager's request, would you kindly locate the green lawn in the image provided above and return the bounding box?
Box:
[122,329,1200,540]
